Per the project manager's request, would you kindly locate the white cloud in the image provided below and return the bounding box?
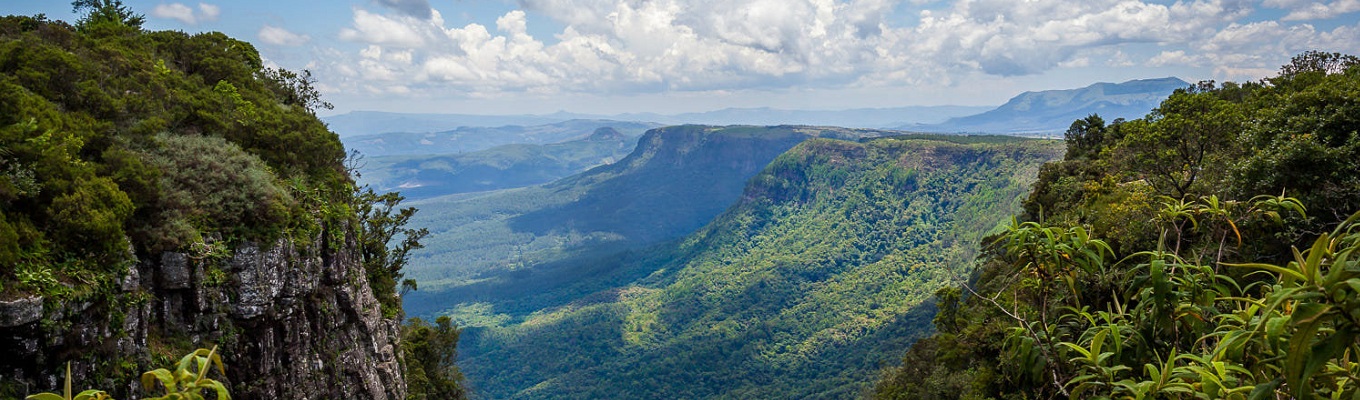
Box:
[1196,21,1360,79]
[198,3,220,21]
[339,8,430,48]
[150,2,220,25]
[1265,0,1360,20]
[317,0,1360,103]
[1148,50,1193,66]
[258,25,311,46]
[151,3,196,24]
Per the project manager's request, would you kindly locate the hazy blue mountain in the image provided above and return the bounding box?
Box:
[344,120,657,157]
[322,111,577,137]
[325,106,990,138]
[356,128,640,200]
[909,77,1190,134]
[615,105,992,127]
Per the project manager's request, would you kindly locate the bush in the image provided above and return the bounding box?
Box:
[140,133,290,251]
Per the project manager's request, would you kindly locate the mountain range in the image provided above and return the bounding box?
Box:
[907,77,1190,134]
[356,127,639,200]
[325,107,987,137]
[327,77,1189,139]
[345,119,657,157]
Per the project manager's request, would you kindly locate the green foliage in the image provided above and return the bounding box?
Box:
[1112,81,1244,198]
[0,6,352,292]
[140,346,230,400]
[258,68,332,114]
[1062,114,1107,160]
[402,316,467,400]
[71,0,144,31]
[356,188,429,318]
[0,9,416,399]
[28,348,230,400]
[138,133,291,250]
[876,52,1360,399]
[26,363,112,400]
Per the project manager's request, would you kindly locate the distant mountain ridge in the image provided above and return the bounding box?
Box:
[327,78,1188,138]
[324,106,990,137]
[909,77,1190,134]
[355,127,640,200]
[345,119,657,157]
[323,111,570,137]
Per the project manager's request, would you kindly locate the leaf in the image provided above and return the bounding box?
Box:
[1303,233,1332,284]
[201,380,231,400]
[1247,377,1284,400]
[72,391,110,400]
[1303,328,1357,389]
[25,394,66,400]
[142,368,176,393]
[1291,302,1331,325]
[1285,309,1329,398]
[1222,262,1306,282]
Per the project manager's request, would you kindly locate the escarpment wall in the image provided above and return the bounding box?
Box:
[0,224,406,399]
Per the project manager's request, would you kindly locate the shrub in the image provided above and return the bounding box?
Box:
[140,133,290,251]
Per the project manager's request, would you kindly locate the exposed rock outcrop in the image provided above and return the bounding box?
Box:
[0,224,406,399]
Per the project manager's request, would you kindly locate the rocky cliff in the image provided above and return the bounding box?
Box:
[0,223,406,399]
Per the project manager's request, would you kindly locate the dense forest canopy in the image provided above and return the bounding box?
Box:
[1,3,461,398]
[875,51,1360,399]
[0,8,349,286]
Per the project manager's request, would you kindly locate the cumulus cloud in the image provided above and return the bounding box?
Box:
[339,8,430,48]
[150,2,220,25]
[374,0,433,19]
[259,25,311,46]
[1271,0,1360,21]
[151,3,195,24]
[319,0,1360,99]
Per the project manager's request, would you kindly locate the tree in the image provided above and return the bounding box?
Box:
[71,0,144,30]
[1114,82,1243,198]
[1277,50,1358,79]
[1063,114,1105,160]
[402,316,467,400]
[260,68,333,115]
[355,187,429,318]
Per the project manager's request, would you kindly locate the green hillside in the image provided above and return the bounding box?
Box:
[447,135,1061,398]
[0,8,454,398]
[400,125,889,316]
[875,52,1360,399]
[356,127,639,200]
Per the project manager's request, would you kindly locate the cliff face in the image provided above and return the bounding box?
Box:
[0,224,406,399]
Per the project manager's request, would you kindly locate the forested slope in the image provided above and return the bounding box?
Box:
[0,8,447,398]
[875,52,1360,399]
[400,125,887,314]
[456,135,1061,398]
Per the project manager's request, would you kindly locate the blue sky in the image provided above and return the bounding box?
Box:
[7,0,1360,116]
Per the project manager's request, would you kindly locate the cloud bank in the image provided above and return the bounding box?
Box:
[319,0,1360,101]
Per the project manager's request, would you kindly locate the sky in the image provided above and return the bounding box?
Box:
[7,0,1360,116]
